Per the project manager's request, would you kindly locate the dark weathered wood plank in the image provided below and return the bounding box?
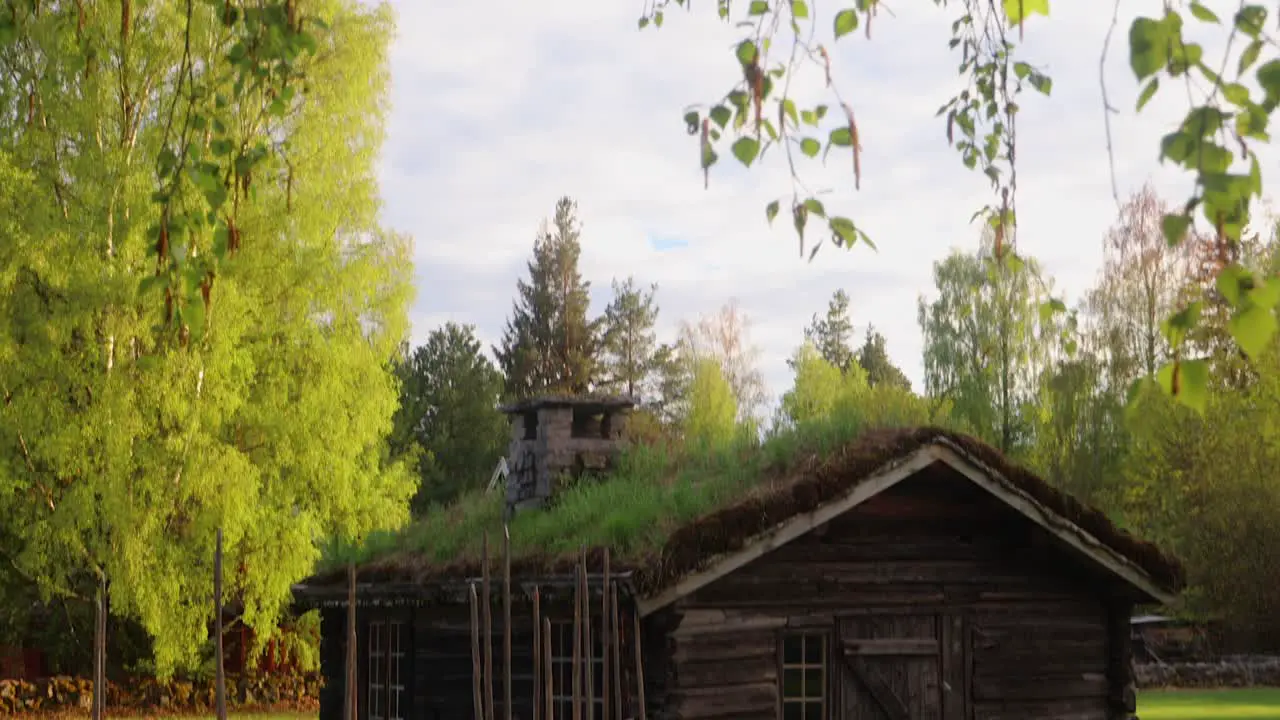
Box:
[973,699,1108,720]
[972,674,1109,702]
[844,638,939,656]
[941,614,964,720]
[845,656,910,720]
[674,653,778,689]
[671,631,775,664]
[669,681,777,720]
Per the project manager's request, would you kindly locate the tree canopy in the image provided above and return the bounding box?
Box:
[392,323,508,511]
[0,0,414,675]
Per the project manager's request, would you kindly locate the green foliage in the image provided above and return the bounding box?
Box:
[1122,352,1280,634]
[780,341,868,426]
[0,0,413,676]
[675,301,770,426]
[495,196,601,400]
[918,230,1055,454]
[391,323,508,511]
[684,357,740,448]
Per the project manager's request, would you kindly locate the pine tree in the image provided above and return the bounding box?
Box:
[804,289,856,372]
[599,277,663,401]
[496,197,600,399]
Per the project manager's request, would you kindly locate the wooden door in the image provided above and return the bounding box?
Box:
[839,614,966,720]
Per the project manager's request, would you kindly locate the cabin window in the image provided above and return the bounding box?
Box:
[780,632,827,720]
[549,620,605,719]
[367,620,406,720]
[389,621,406,720]
[368,622,385,720]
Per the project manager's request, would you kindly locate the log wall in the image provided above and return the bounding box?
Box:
[662,466,1136,720]
[319,609,344,720]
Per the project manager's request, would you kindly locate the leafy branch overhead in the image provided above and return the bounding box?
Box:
[640,0,1280,412]
[140,1,326,348]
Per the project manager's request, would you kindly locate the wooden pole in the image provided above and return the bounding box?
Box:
[483,533,495,720]
[470,584,484,720]
[609,584,622,720]
[581,547,593,720]
[571,548,582,720]
[214,528,227,720]
[631,610,646,720]
[600,550,610,720]
[532,587,542,720]
[503,526,513,720]
[542,617,554,720]
[346,564,357,720]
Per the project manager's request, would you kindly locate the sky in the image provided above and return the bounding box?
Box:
[373,0,1277,408]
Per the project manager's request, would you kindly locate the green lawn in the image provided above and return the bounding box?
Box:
[1142,688,1280,719]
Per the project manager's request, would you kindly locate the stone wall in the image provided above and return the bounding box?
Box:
[0,672,320,715]
[1136,656,1280,689]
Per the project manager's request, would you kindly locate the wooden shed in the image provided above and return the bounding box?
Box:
[293,425,1184,720]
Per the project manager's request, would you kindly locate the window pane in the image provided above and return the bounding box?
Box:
[804,635,824,664]
[804,668,824,698]
[804,701,823,720]
[783,635,803,665]
[784,702,804,720]
[783,668,804,699]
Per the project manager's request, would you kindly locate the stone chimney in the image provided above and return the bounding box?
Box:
[499,395,636,516]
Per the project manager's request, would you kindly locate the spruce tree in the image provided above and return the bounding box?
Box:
[804,289,856,373]
[599,277,663,401]
[496,196,600,399]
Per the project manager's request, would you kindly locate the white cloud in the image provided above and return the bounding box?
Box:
[374,0,1280,405]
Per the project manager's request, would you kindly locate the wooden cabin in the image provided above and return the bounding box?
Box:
[293,417,1184,720]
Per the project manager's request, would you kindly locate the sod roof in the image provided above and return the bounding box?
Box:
[300,426,1185,600]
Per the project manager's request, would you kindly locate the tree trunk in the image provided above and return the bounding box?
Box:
[215,528,227,720]
[92,573,106,720]
[345,564,357,720]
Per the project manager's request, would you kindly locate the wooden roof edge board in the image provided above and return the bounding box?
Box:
[927,440,1179,606]
[634,445,942,618]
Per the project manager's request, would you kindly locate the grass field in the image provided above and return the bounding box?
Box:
[1141,688,1280,719]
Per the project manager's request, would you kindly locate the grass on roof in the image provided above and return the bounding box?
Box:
[320,387,954,574]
